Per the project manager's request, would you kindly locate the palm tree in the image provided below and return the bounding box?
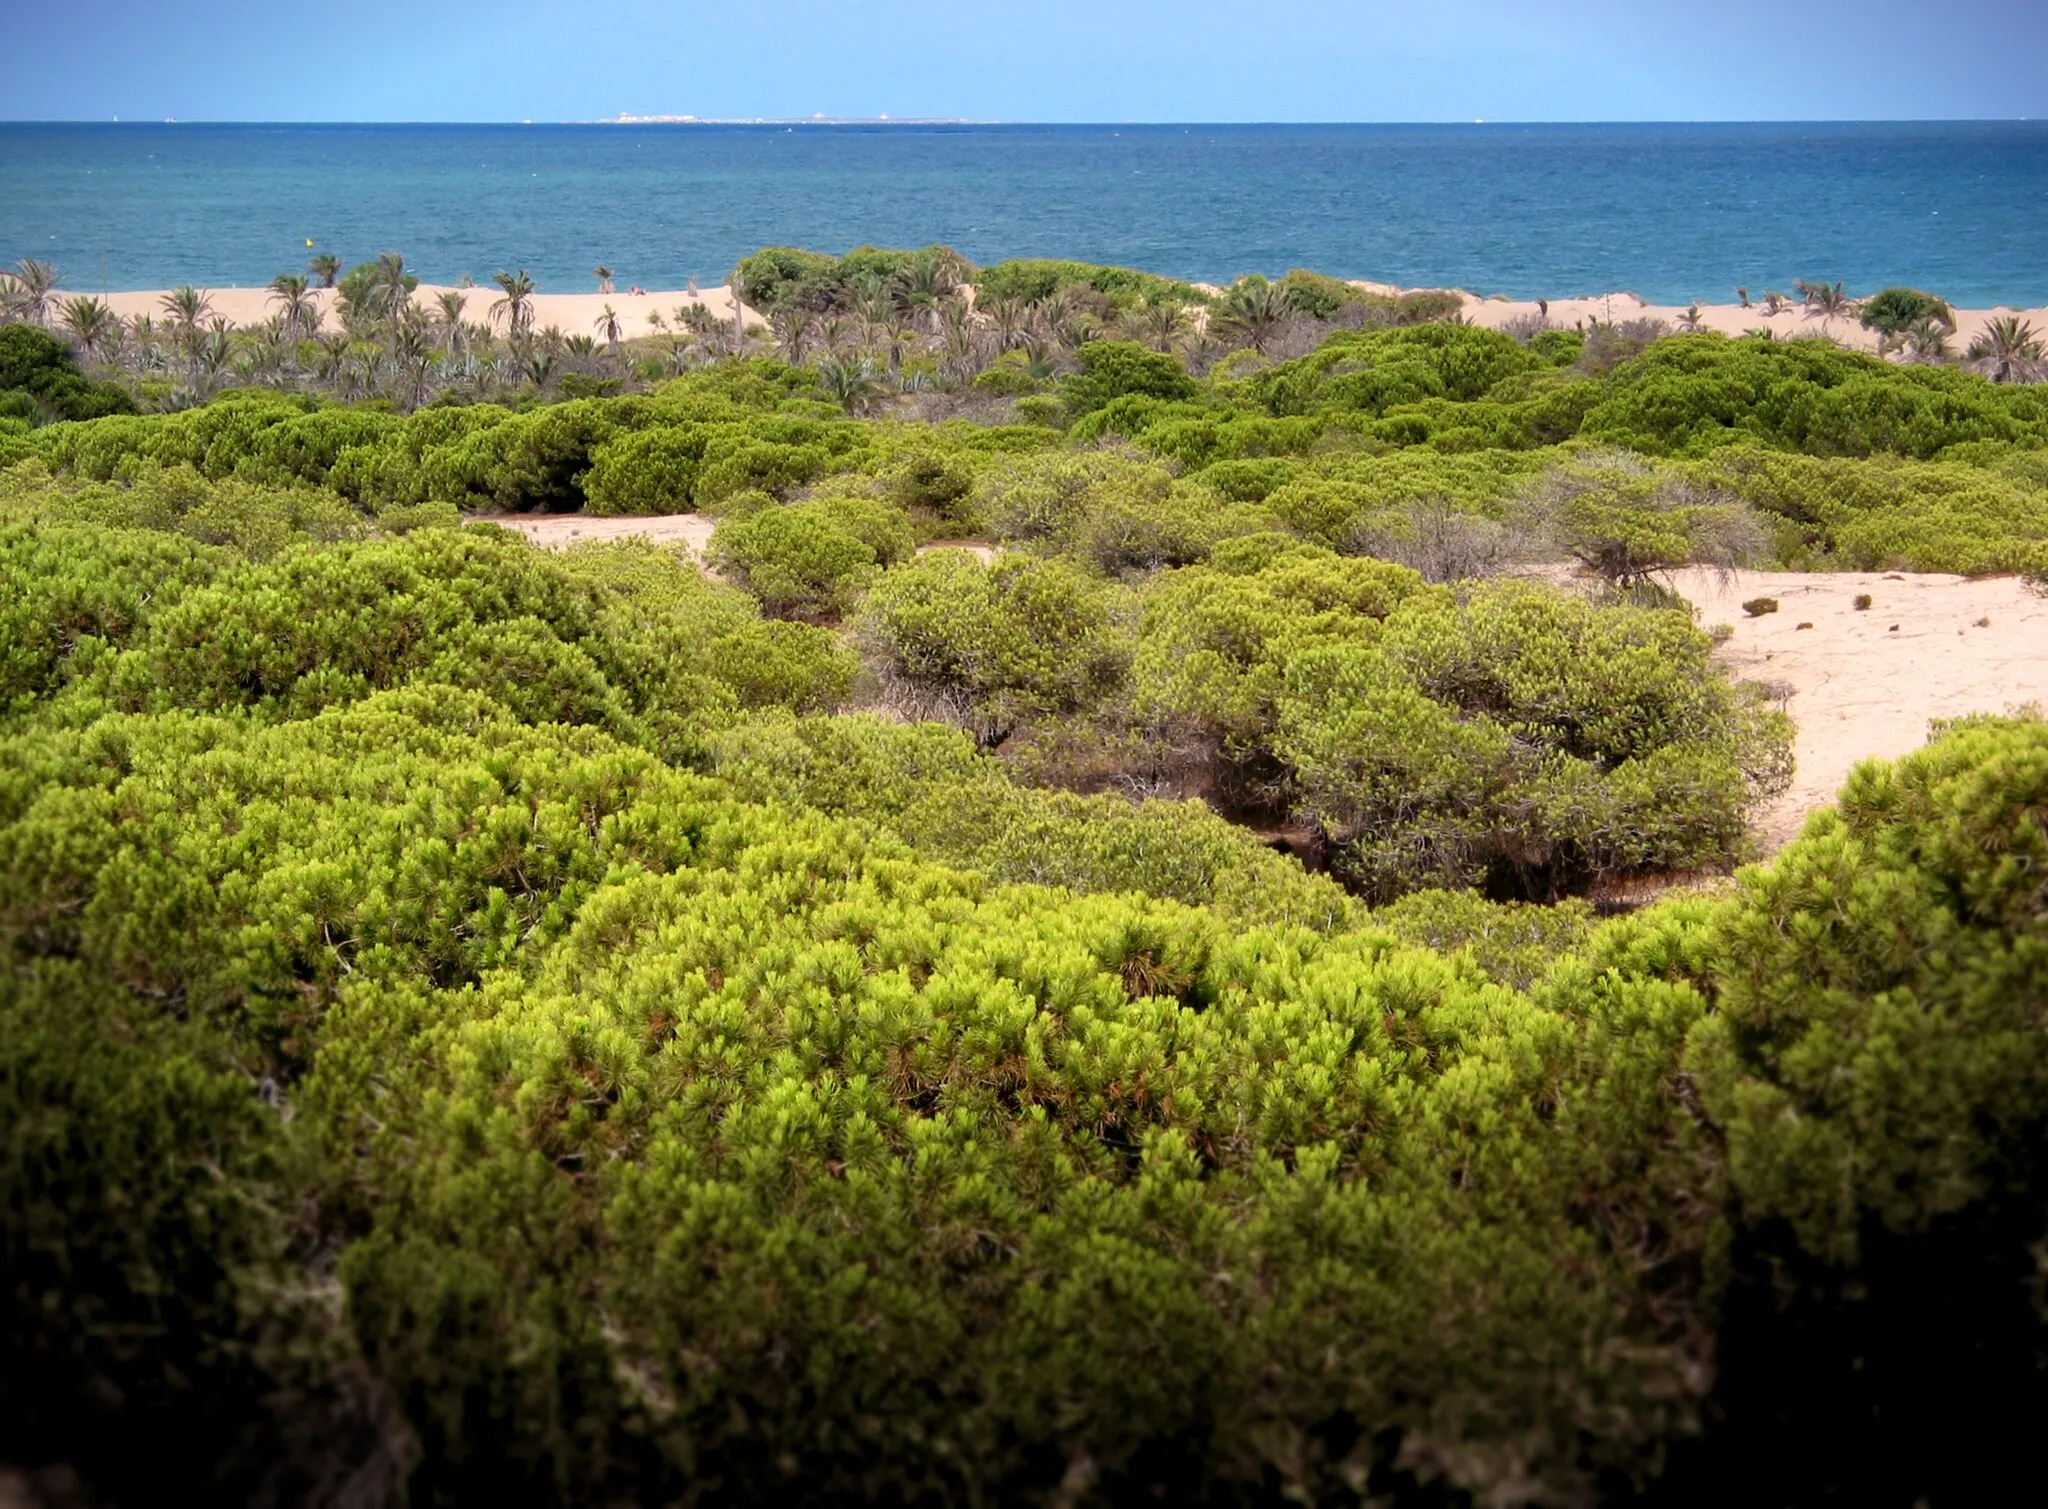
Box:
[58,296,121,364]
[594,302,623,353]
[12,259,63,325]
[491,268,536,338]
[1039,286,1100,352]
[1212,279,1296,354]
[770,304,814,365]
[1798,280,1857,320]
[815,354,889,415]
[1965,316,2044,383]
[268,272,316,335]
[248,315,293,385]
[195,321,234,392]
[308,253,342,288]
[594,265,614,294]
[983,297,1031,352]
[522,344,559,393]
[895,254,960,334]
[1125,300,1188,354]
[1676,302,1704,333]
[313,332,351,386]
[160,285,215,348]
[373,251,412,323]
[433,288,469,353]
[1904,316,1954,366]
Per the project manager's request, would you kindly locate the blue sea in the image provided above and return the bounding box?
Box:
[3,122,2045,306]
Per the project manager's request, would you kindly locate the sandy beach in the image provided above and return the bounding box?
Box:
[66,281,764,337]
[53,278,2046,357]
[1449,289,2048,354]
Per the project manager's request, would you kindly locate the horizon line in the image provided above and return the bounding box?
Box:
[2,116,2040,127]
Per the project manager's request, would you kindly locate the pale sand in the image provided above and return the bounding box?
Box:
[1447,289,2048,356]
[1668,567,2048,848]
[473,512,718,553]
[69,283,763,337]
[484,511,998,563]
[66,279,2045,355]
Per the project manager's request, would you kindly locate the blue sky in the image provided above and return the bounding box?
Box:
[4,0,2045,122]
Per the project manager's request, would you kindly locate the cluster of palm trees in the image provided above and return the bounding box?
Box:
[18,246,2036,415]
[0,253,653,409]
[3,245,1341,415]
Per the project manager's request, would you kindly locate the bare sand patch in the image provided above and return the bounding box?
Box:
[473,512,717,553]
[1668,567,2048,847]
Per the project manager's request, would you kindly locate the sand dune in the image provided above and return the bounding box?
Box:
[1669,566,2048,847]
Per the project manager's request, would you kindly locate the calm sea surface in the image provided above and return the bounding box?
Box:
[2,122,2044,305]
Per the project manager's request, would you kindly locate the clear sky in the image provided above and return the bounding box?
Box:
[3,0,2045,122]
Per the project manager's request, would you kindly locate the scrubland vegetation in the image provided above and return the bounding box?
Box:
[3,248,2047,1505]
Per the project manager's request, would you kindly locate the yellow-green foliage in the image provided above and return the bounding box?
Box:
[7,298,2048,1503]
[709,494,915,618]
[1137,553,1790,898]
[1696,446,2048,573]
[973,448,1271,574]
[703,712,1357,932]
[854,549,1132,745]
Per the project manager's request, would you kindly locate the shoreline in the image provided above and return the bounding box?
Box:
[43,278,2046,356]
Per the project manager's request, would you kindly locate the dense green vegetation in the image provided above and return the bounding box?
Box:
[3,250,2047,1503]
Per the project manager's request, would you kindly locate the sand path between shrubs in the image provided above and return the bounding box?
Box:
[1670,567,2048,849]
[481,520,2048,854]
[478,511,997,562]
[473,511,720,553]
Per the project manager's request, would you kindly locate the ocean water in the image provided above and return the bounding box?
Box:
[2,121,2045,306]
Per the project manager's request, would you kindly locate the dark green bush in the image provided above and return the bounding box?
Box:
[1063,340,1197,415]
[709,496,911,619]
[975,258,1206,313]
[1859,286,1954,336]
[0,324,136,423]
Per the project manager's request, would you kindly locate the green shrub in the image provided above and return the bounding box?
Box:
[1136,558,1789,899]
[1063,340,1197,416]
[583,426,705,514]
[1518,450,1768,585]
[1372,887,1597,989]
[8,444,2048,1505]
[854,549,1131,745]
[1859,286,1954,336]
[975,258,1205,314]
[710,498,907,619]
[0,324,137,424]
[1559,712,2048,1502]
